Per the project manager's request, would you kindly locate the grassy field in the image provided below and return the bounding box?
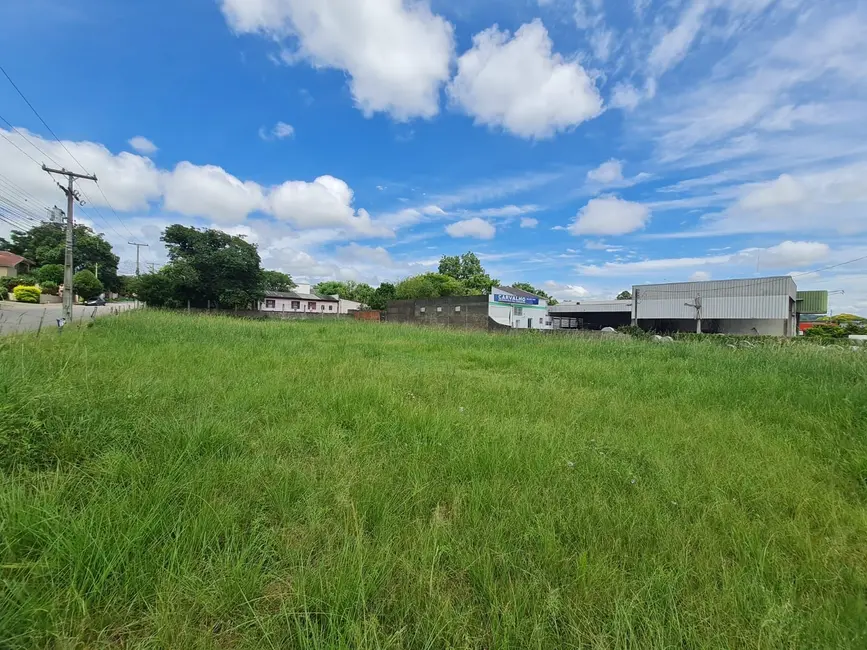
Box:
[1,311,866,649]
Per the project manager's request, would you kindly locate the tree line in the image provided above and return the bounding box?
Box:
[2,223,566,308]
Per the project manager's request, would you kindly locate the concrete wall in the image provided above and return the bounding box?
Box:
[0,266,15,277]
[387,296,490,329]
[353,310,382,321]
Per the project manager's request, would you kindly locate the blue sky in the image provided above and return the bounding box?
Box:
[1,0,866,311]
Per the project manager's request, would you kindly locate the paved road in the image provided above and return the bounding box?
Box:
[0,301,139,335]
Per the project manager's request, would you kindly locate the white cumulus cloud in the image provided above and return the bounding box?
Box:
[445,217,496,240]
[219,0,454,120]
[447,19,603,139]
[587,159,624,184]
[520,217,539,228]
[128,136,157,155]
[569,196,651,236]
[162,162,266,224]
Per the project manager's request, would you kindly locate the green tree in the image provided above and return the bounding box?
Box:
[262,270,296,292]
[617,290,632,300]
[369,282,396,310]
[7,223,121,291]
[314,281,348,298]
[36,264,65,285]
[438,252,498,294]
[72,269,103,301]
[133,272,175,307]
[819,313,865,323]
[161,225,264,309]
[395,273,465,299]
[0,237,11,251]
[511,282,558,306]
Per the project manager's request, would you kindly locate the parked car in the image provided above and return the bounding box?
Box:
[84,297,106,306]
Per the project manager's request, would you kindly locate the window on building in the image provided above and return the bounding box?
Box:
[329,305,333,311]
[436,307,442,313]
[420,307,426,313]
[320,304,325,311]
[514,306,523,316]
[308,302,317,311]
[291,300,300,310]
[455,306,461,312]
[539,317,543,324]
[265,299,276,308]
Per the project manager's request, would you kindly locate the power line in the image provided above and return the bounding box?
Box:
[0,173,53,213]
[0,111,64,168]
[0,64,87,174]
[0,66,135,239]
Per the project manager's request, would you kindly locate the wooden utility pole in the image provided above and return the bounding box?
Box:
[128,241,149,275]
[43,165,98,323]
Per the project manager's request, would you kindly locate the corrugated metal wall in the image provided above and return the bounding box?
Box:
[549,301,632,313]
[634,277,796,320]
[797,291,828,314]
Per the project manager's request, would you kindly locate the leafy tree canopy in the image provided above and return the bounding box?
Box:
[7,223,121,291]
[368,282,396,311]
[511,282,559,306]
[313,280,375,306]
[438,252,498,294]
[159,225,264,309]
[617,290,632,300]
[36,264,65,285]
[262,270,296,292]
[72,269,103,301]
[395,273,467,300]
[819,313,865,323]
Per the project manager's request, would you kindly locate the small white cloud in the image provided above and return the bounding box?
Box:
[273,121,295,139]
[587,159,624,184]
[689,271,711,281]
[569,196,651,236]
[447,19,603,139]
[610,82,642,111]
[128,136,157,155]
[260,121,295,141]
[445,217,496,240]
[520,217,539,228]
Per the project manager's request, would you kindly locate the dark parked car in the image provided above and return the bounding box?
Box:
[84,297,106,306]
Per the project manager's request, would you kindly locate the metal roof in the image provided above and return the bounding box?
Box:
[549,300,632,313]
[0,251,33,267]
[495,286,544,300]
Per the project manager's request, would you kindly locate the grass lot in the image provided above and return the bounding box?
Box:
[1,311,866,649]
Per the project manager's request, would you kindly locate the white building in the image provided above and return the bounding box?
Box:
[259,283,366,315]
[488,286,552,329]
[633,276,798,336]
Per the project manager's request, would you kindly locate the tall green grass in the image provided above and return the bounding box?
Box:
[1,311,866,648]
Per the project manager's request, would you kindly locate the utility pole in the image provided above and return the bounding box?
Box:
[685,295,702,334]
[43,165,98,323]
[128,241,149,276]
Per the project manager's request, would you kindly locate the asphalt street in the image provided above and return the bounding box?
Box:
[0,301,139,335]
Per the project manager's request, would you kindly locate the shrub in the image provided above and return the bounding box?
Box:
[72,269,103,301]
[13,285,41,303]
[40,281,59,295]
[3,274,38,291]
[617,325,649,338]
[36,264,65,285]
[0,285,7,300]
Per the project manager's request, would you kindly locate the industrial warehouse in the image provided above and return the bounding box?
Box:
[388,276,828,336]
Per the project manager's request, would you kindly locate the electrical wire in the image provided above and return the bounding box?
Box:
[0,66,136,239]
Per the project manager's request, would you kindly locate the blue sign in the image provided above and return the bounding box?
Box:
[494,294,539,305]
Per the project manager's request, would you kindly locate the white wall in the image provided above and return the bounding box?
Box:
[338,298,362,314]
[259,297,338,313]
[488,292,551,329]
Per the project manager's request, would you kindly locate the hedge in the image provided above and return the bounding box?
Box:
[13,285,42,304]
